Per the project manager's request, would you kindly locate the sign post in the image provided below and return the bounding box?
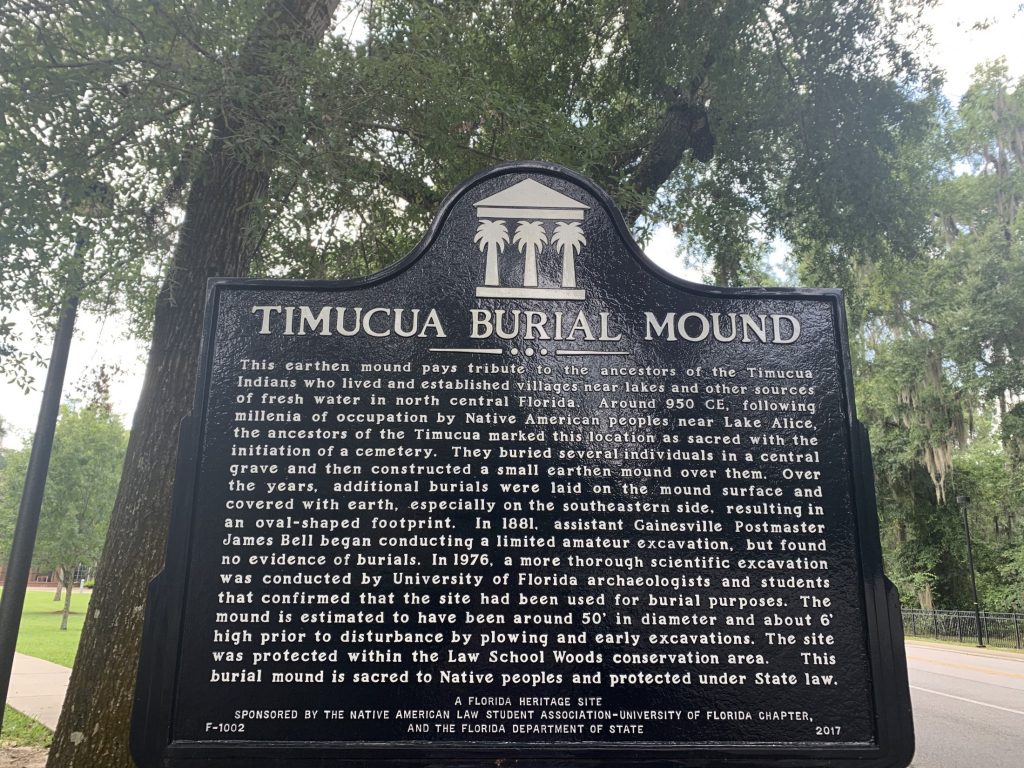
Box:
[133,163,913,767]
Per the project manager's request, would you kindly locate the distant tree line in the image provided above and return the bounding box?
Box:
[0,375,128,630]
[843,63,1024,614]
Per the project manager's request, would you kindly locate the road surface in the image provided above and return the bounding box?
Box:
[907,640,1024,767]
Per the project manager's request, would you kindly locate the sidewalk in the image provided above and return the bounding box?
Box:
[7,654,69,729]
[906,637,1024,662]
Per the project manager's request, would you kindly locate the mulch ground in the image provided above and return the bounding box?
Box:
[0,747,47,768]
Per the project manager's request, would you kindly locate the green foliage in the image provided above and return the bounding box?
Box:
[0,0,940,375]
[852,62,1024,612]
[270,0,938,287]
[0,401,128,595]
[39,404,127,575]
[0,0,304,367]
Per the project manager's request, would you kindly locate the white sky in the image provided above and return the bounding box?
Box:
[1,0,1022,449]
[0,310,148,449]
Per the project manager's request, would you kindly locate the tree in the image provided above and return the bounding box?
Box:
[1,0,941,339]
[844,63,1024,612]
[0,404,127,629]
[283,0,936,287]
[2,1,940,342]
[1,2,211,381]
[38,2,343,765]
[0,417,15,559]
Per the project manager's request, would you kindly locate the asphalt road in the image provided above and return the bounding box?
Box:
[906,640,1024,767]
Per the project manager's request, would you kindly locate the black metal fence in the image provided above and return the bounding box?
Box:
[902,608,1024,650]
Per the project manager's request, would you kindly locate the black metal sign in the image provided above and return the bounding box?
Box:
[132,162,913,767]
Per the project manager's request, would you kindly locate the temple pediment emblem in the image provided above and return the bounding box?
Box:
[473,179,589,300]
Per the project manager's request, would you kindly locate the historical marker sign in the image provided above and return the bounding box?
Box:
[132,163,913,767]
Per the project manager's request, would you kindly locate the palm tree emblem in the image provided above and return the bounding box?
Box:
[474,220,509,286]
[552,222,586,288]
[473,179,589,300]
[513,221,548,287]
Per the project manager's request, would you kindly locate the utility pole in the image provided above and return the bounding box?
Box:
[956,494,985,648]
[0,241,83,731]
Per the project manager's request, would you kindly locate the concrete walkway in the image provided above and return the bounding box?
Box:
[7,654,69,729]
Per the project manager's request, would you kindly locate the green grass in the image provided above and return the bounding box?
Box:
[0,587,91,668]
[1,705,52,747]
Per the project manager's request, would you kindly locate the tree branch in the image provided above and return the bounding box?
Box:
[621,100,714,227]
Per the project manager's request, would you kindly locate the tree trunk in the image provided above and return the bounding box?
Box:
[919,582,934,611]
[53,566,62,602]
[48,2,339,765]
[60,569,73,632]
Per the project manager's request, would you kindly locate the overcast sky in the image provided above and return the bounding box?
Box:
[2,0,1023,450]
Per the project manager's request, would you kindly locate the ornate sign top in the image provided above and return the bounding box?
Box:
[474,178,590,219]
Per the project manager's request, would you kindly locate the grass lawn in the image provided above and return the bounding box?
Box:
[0,588,87,748]
[0,587,91,668]
[1,705,52,747]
